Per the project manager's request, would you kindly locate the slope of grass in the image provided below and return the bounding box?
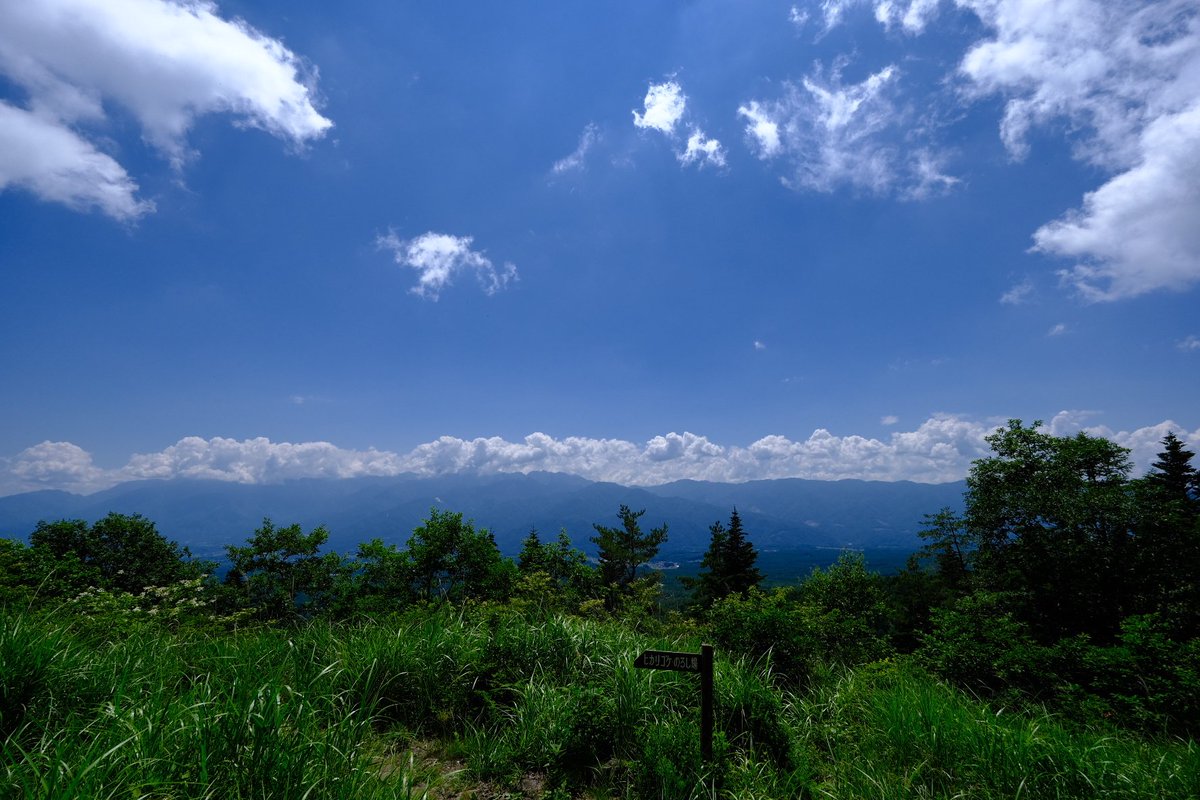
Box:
[2,606,1196,799]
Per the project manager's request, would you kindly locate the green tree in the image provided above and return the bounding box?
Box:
[590,505,668,611]
[518,527,550,574]
[1145,432,1199,504]
[225,519,349,620]
[1131,433,1200,633]
[917,507,970,594]
[405,508,515,603]
[29,513,203,595]
[336,538,416,615]
[964,420,1134,642]
[685,508,762,610]
[517,528,593,597]
[886,554,950,652]
[796,551,892,665]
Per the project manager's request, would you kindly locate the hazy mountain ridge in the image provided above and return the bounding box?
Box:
[0,473,966,558]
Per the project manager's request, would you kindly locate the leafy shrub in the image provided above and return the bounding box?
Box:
[919,590,1055,702]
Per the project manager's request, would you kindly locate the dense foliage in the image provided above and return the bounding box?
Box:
[2,425,1198,797]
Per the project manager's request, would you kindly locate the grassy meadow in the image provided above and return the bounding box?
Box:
[4,604,1197,800]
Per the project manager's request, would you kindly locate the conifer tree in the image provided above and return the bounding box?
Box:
[1146,432,1199,506]
[1133,432,1200,631]
[686,507,762,609]
[518,528,548,574]
[722,508,763,596]
[591,505,667,609]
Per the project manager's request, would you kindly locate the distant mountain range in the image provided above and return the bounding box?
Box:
[0,473,966,559]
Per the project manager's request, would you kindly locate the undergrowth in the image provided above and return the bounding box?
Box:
[2,606,1196,799]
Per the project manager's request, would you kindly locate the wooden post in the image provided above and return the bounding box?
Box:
[633,645,715,762]
[700,643,713,761]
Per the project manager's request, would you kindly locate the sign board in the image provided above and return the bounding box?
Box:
[635,649,701,673]
[634,644,714,761]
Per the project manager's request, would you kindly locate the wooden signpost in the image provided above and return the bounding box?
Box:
[634,643,714,760]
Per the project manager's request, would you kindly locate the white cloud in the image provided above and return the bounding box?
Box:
[552,123,599,174]
[1047,410,1200,473]
[0,101,153,220]
[1178,334,1200,351]
[678,128,727,168]
[999,278,1034,305]
[3,441,109,495]
[881,415,900,425]
[1047,322,1067,336]
[737,101,783,158]
[816,0,942,34]
[121,436,403,484]
[633,80,687,135]
[809,0,1200,299]
[754,340,767,350]
[633,78,728,172]
[874,0,943,34]
[8,414,1196,496]
[951,0,1200,300]
[0,0,331,218]
[739,64,948,194]
[376,231,518,300]
[1035,106,1200,300]
[821,0,860,30]
[6,415,1199,496]
[907,148,961,198]
[789,6,811,28]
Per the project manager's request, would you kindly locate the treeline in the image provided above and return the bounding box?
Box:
[0,503,683,624]
[2,422,1197,734]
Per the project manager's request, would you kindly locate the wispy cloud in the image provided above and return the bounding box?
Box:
[1047,323,1068,337]
[552,123,600,174]
[1178,335,1200,352]
[738,63,951,195]
[0,0,331,219]
[376,231,517,300]
[873,0,943,34]
[6,415,1197,496]
[795,0,1200,300]
[881,415,899,425]
[753,340,767,350]
[999,279,1034,305]
[907,148,961,199]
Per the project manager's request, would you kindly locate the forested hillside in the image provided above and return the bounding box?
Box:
[0,473,967,557]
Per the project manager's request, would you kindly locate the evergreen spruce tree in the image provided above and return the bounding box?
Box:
[1133,432,1200,631]
[1146,432,1199,506]
[686,507,762,609]
[722,508,763,596]
[517,528,548,574]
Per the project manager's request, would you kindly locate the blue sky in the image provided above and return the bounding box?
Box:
[1,0,1198,495]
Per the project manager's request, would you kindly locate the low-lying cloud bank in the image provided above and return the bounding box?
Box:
[2,413,1196,497]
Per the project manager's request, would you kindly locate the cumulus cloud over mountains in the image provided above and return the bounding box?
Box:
[3,415,1196,497]
[0,0,331,218]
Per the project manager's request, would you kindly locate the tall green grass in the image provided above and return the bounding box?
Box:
[3,607,1196,798]
[795,659,1200,799]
